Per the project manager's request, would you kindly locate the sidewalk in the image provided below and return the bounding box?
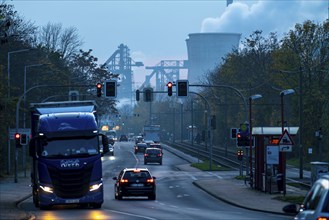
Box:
[168,144,307,216]
[0,174,32,220]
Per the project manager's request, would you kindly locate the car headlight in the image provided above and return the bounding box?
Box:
[90,183,103,191]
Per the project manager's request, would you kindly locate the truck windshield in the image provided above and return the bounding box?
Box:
[40,136,99,158]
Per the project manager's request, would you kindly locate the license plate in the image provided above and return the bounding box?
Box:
[65,199,79,204]
[131,183,143,187]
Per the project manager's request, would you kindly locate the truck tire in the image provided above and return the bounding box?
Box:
[93,203,102,209]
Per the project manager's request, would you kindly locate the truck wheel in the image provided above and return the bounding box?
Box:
[93,203,102,209]
[39,204,51,210]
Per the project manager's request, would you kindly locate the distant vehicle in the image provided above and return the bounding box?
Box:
[283,175,329,220]
[149,143,163,152]
[144,148,163,165]
[134,142,147,154]
[107,130,117,141]
[143,125,161,143]
[112,168,156,200]
[108,144,114,156]
[135,136,144,144]
[144,140,154,148]
[119,134,128,142]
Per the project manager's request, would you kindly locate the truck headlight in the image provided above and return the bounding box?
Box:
[40,185,54,193]
[90,183,103,192]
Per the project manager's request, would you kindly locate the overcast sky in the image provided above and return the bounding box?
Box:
[11,0,328,85]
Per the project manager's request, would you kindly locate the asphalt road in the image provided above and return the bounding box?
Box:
[19,141,293,219]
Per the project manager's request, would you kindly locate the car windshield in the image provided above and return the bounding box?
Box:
[40,136,99,158]
[123,171,151,180]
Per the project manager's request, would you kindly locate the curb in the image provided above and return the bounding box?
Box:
[192,181,292,216]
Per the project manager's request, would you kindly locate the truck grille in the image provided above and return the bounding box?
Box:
[48,163,93,198]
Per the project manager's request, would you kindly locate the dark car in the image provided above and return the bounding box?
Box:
[119,134,128,142]
[144,148,163,165]
[112,168,156,200]
[283,175,329,220]
[134,143,147,154]
[149,143,163,153]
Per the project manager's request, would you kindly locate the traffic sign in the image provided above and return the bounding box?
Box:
[279,129,294,145]
[279,145,292,152]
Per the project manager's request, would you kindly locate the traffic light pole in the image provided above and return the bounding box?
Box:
[189,91,213,171]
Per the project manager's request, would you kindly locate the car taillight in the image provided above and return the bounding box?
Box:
[144,154,149,156]
[157,154,162,156]
[147,178,154,183]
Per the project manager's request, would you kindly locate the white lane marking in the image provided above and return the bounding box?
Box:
[108,209,157,220]
[206,171,224,179]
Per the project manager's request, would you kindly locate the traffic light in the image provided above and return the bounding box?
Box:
[167,82,173,96]
[230,128,238,139]
[136,89,140,101]
[96,83,102,97]
[14,133,22,148]
[143,88,153,102]
[236,132,250,146]
[20,134,28,145]
[237,149,243,161]
[105,80,117,97]
[177,80,189,97]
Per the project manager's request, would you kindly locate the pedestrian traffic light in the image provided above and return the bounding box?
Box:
[176,80,189,97]
[167,82,173,96]
[105,80,117,97]
[96,83,102,97]
[143,88,153,102]
[14,133,22,148]
[20,133,28,145]
[136,89,140,101]
[237,149,243,161]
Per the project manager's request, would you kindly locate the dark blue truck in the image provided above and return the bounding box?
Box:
[29,101,109,209]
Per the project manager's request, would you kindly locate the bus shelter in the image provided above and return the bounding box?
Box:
[252,126,299,193]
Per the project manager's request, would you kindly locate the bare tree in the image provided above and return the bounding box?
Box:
[38,22,83,61]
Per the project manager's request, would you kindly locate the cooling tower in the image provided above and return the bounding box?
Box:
[186,33,241,84]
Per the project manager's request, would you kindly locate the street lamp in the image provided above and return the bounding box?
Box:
[7,49,30,98]
[279,88,295,195]
[249,94,262,188]
[23,64,44,127]
[6,48,30,175]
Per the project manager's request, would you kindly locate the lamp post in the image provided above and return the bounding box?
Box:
[280,89,295,195]
[7,49,30,98]
[249,94,262,188]
[23,64,43,127]
[6,49,30,175]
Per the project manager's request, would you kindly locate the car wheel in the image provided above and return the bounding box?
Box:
[160,161,162,165]
[144,161,147,165]
[149,193,156,200]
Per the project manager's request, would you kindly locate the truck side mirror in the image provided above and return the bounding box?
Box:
[101,134,109,155]
[29,138,36,158]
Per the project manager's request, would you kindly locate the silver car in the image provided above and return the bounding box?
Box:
[283,175,329,220]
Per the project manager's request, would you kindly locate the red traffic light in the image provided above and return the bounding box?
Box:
[167,82,173,96]
[96,83,102,89]
[14,133,21,140]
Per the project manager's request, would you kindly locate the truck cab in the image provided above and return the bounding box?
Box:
[29,101,108,209]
